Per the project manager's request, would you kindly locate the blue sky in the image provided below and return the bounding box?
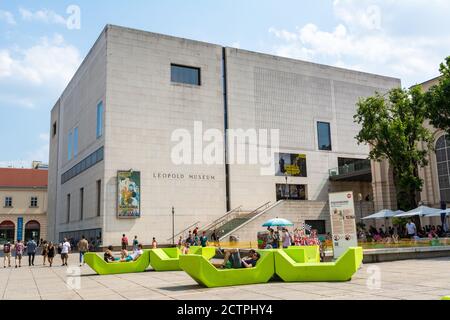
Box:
[1,0,449,166]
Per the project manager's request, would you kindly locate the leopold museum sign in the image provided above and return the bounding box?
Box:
[152,172,216,181]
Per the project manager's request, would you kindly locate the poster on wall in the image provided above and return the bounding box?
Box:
[117,171,141,218]
[275,153,307,177]
[329,191,357,259]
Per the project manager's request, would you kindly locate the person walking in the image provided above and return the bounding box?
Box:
[211,229,219,246]
[41,240,49,266]
[77,235,89,266]
[26,238,37,266]
[406,220,417,239]
[132,236,139,251]
[61,238,71,266]
[14,240,24,268]
[152,237,157,249]
[200,231,208,247]
[47,242,55,267]
[3,241,12,268]
[121,234,129,250]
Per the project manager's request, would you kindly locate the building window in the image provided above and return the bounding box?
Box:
[68,131,72,160]
[96,180,101,217]
[4,197,13,208]
[61,147,104,184]
[30,197,38,208]
[53,122,57,137]
[317,121,332,151]
[73,127,79,158]
[67,194,71,223]
[171,64,201,85]
[305,220,326,235]
[436,135,450,202]
[276,184,307,201]
[80,188,84,221]
[96,101,104,138]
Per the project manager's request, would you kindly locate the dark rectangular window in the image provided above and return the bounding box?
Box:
[52,122,57,137]
[80,188,84,221]
[96,180,101,217]
[171,64,201,85]
[4,197,12,207]
[276,184,307,201]
[317,122,332,151]
[30,197,38,208]
[305,220,326,235]
[67,194,71,223]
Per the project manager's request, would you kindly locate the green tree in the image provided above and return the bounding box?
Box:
[425,56,450,134]
[354,86,434,211]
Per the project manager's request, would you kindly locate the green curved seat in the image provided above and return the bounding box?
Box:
[149,246,216,271]
[84,250,151,275]
[275,247,363,282]
[179,250,275,288]
[286,246,320,263]
[442,296,450,300]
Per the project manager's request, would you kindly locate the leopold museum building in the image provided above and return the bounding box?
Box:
[47,25,400,246]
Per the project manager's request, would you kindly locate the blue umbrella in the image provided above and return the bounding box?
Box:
[262,218,294,227]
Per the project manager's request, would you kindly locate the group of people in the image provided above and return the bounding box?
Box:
[176,227,215,255]
[2,236,91,268]
[359,220,447,243]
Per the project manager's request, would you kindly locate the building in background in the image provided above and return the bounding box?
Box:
[47,25,400,246]
[0,168,48,244]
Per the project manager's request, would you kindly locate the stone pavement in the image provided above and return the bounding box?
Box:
[0,254,449,300]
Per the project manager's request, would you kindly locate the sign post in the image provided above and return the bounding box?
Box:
[329,191,358,259]
[17,217,23,241]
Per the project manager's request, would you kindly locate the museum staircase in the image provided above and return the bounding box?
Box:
[200,202,273,240]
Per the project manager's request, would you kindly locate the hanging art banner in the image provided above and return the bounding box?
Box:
[329,191,358,259]
[117,171,141,218]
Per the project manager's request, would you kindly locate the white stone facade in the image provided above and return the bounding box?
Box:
[47,25,401,246]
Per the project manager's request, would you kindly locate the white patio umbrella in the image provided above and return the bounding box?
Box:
[394,205,441,218]
[423,208,450,218]
[362,209,399,220]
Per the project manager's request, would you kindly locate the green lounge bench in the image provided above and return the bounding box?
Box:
[179,250,275,288]
[149,246,216,271]
[442,296,450,300]
[274,247,363,282]
[286,246,321,263]
[84,250,151,275]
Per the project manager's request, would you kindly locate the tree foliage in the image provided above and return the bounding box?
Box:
[354,86,434,210]
[425,56,450,134]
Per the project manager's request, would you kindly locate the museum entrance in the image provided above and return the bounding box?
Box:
[0,220,15,244]
[24,220,40,242]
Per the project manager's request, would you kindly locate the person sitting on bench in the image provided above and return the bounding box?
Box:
[104,245,115,263]
[214,248,260,269]
[111,244,143,262]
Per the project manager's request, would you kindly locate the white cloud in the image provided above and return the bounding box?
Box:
[0,34,81,87]
[0,132,50,167]
[268,1,450,86]
[19,7,66,25]
[0,10,16,25]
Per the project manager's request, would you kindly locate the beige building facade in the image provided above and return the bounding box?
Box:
[0,168,48,244]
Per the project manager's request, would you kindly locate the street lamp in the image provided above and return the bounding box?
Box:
[172,206,175,246]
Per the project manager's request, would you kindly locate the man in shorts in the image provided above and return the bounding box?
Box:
[3,241,12,268]
[61,238,71,266]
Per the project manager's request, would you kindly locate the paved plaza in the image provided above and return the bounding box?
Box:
[0,254,449,300]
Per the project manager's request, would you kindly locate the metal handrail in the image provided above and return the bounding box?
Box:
[214,201,272,237]
[167,221,200,242]
[200,205,242,232]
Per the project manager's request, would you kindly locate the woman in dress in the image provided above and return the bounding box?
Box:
[47,242,55,267]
